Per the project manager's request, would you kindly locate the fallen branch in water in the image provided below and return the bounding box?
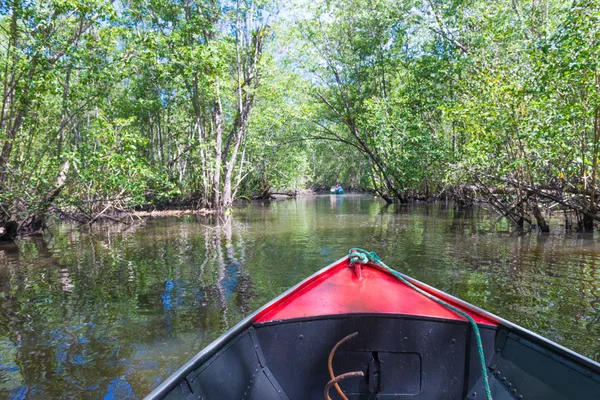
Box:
[270,191,297,197]
[134,209,217,217]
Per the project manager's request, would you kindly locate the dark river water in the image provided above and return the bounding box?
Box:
[1,195,599,399]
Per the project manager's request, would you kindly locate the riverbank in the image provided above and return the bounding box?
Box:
[0,183,589,243]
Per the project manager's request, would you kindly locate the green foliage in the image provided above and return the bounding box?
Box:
[1,0,600,229]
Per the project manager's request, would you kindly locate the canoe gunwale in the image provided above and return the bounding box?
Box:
[391,265,600,373]
[144,255,600,400]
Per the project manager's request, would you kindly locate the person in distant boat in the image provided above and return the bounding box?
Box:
[330,183,344,194]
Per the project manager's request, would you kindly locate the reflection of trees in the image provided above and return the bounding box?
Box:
[215,217,229,329]
[0,216,255,398]
[344,202,600,360]
[438,219,600,360]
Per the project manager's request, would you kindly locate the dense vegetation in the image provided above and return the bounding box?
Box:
[1,0,599,236]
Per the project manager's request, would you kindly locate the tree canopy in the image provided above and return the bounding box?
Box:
[1,0,599,235]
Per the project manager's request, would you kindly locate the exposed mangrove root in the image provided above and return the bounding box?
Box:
[0,161,70,241]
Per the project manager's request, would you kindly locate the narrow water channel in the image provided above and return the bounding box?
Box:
[1,195,599,398]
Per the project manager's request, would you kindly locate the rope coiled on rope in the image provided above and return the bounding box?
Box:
[348,248,493,400]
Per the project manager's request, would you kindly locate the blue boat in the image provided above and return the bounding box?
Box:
[330,185,344,194]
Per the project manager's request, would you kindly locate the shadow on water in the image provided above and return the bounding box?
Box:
[1,195,599,398]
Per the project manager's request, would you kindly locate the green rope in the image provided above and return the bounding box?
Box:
[348,248,493,400]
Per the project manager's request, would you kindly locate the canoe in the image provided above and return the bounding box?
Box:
[145,249,600,400]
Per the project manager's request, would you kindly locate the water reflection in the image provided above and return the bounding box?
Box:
[0,195,599,398]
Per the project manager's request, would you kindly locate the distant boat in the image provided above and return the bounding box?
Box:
[330,186,344,194]
[145,251,600,400]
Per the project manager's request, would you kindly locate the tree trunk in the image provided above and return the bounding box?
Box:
[532,203,550,232]
[211,91,223,210]
[221,124,245,209]
[583,100,600,232]
[0,220,18,241]
[217,12,266,211]
[381,192,393,204]
[581,207,595,232]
